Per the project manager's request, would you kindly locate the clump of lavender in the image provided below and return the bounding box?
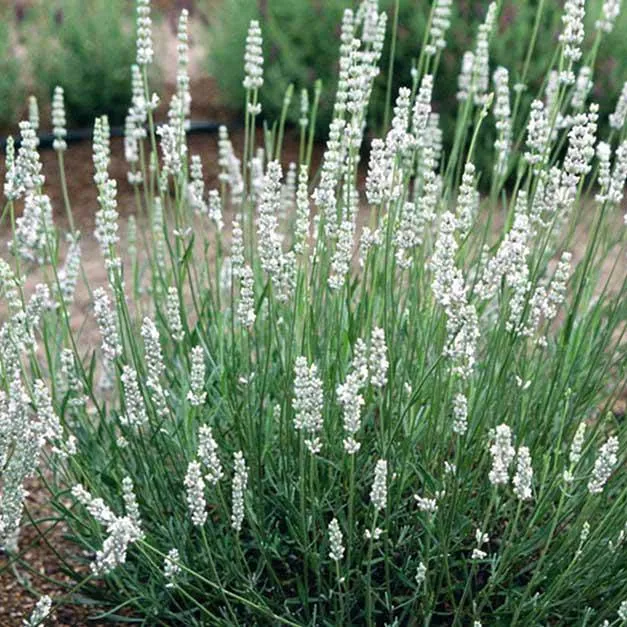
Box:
[1,2,626,623]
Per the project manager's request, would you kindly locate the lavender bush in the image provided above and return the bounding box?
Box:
[2,0,627,624]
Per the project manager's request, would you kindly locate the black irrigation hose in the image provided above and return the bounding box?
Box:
[0,120,226,151]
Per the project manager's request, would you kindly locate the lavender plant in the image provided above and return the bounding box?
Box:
[1,0,626,625]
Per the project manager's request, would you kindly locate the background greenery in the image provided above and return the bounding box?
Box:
[25,0,137,127]
[209,0,627,172]
[0,12,22,129]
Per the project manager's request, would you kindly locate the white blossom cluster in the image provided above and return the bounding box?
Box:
[136,0,153,66]
[217,126,244,205]
[512,446,534,500]
[93,116,121,272]
[0,259,22,315]
[337,329,389,453]
[426,0,452,55]
[414,494,438,515]
[208,189,224,232]
[257,161,284,278]
[152,198,166,271]
[415,561,427,588]
[33,379,62,444]
[370,459,388,511]
[1,371,51,551]
[452,392,469,435]
[4,121,44,200]
[471,3,498,106]
[313,5,386,238]
[71,480,144,575]
[597,140,627,205]
[140,317,168,418]
[157,113,186,186]
[237,265,256,329]
[52,86,67,151]
[163,548,181,588]
[488,424,516,486]
[559,0,586,82]
[588,435,619,494]
[293,356,324,454]
[28,96,39,138]
[337,339,368,454]
[294,165,310,255]
[60,348,86,409]
[184,460,207,527]
[328,517,345,562]
[166,286,185,342]
[609,81,627,130]
[493,67,512,176]
[455,162,479,237]
[369,327,389,388]
[596,0,621,32]
[187,346,207,407]
[524,100,551,173]
[231,451,248,532]
[198,425,223,486]
[457,51,475,102]
[11,192,54,264]
[472,529,490,560]
[176,10,191,127]
[23,595,52,627]
[328,208,357,290]
[120,366,148,429]
[431,211,480,379]
[93,287,122,363]
[243,20,264,92]
[58,233,81,306]
[188,156,207,214]
[572,66,593,110]
[569,422,587,472]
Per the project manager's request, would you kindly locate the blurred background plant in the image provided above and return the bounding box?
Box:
[208,0,627,175]
[2,0,625,147]
[0,9,23,129]
[22,0,139,127]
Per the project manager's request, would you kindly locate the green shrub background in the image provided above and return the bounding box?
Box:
[26,0,137,127]
[209,0,627,167]
[0,13,22,129]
